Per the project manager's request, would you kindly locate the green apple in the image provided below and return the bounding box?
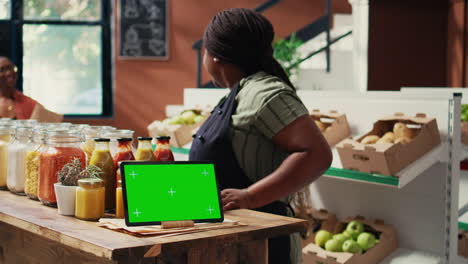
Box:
[314,230,332,247]
[162,118,172,125]
[342,230,355,239]
[346,220,364,239]
[181,111,197,125]
[168,116,184,125]
[342,239,362,253]
[333,234,348,244]
[194,115,204,124]
[357,232,377,250]
[325,239,343,252]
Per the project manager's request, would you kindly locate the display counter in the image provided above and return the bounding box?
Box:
[0,191,307,264]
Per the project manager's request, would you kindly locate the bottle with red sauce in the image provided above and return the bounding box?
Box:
[113,138,135,182]
[154,136,174,161]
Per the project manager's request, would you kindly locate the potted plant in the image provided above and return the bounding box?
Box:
[54,158,102,216]
[273,33,304,80]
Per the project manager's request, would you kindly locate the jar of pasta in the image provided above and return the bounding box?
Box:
[80,126,101,165]
[38,130,86,207]
[75,178,105,221]
[24,128,47,200]
[0,126,12,190]
[7,127,33,195]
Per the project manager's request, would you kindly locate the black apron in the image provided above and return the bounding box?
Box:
[189,84,293,264]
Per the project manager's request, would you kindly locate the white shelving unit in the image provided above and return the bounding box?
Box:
[183,88,461,264]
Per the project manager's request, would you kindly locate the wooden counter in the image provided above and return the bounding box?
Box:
[0,191,307,264]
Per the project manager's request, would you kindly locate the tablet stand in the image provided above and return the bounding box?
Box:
[161,220,195,229]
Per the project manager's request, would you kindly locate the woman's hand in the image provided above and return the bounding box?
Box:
[0,97,15,118]
[221,188,253,211]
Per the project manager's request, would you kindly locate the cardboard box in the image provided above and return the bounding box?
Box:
[303,216,398,264]
[462,122,468,146]
[300,209,338,264]
[459,230,468,258]
[147,114,207,148]
[336,113,441,176]
[299,209,338,247]
[310,110,351,146]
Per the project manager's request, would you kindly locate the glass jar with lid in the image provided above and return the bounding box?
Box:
[38,130,86,207]
[0,126,13,190]
[24,128,47,200]
[13,119,37,128]
[75,178,105,221]
[100,129,133,156]
[0,118,13,126]
[7,127,33,194]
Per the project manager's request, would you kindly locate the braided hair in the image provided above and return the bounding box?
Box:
[203,8,294,89]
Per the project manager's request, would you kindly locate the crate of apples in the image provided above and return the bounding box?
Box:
[303,216,397,264]
[147,109,208,148]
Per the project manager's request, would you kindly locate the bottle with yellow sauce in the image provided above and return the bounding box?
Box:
[80,126,100,165]
[89,138,116,211]
[115,180,124,218]
[75,178,105,221]
[135,137,155,161]
[0,126,12,190]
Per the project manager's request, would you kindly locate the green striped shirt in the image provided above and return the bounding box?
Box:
[231,71,309,189]
[230,71,308,264]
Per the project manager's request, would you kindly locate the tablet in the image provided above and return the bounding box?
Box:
[120,161,224,226]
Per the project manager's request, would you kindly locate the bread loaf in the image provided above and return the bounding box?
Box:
[315,120,327,132]
[361,135,380,144]
[393,122,416,139]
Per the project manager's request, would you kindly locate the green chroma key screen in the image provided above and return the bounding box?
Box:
[120,161,223,226]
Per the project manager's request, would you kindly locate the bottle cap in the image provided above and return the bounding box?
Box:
[78,178,104,188]
[117,138,132,142]
[94,138,111,142]
[138,137,152,141]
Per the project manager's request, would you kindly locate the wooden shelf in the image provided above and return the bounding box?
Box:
[325,144,446,188]
[380,248,442,264]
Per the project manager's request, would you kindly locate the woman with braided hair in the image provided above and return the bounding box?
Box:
[189,8,332,263]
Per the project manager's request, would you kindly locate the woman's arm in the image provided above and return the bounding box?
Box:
[222,114,332,210]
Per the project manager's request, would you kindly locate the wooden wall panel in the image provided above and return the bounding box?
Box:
[447,0,466,87]
[368,0,449,91]
[65,0,351,138]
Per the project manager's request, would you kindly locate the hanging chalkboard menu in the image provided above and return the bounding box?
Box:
[119,0,169,60]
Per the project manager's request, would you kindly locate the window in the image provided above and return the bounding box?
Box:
[0,0,9,19]
[1,0,112,117]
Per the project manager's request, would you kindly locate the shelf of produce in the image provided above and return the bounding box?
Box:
[380,248,442,264]
[171,146,190,161]
[324,143,446,188]
[459,211,468,231]
[460,169,468,213]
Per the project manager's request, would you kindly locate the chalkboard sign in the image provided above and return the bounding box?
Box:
[119,0,169,60]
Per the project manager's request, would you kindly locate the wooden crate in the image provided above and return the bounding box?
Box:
[303,216,397,264]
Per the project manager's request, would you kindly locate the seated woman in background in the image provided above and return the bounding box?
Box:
[0,56,38,119]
